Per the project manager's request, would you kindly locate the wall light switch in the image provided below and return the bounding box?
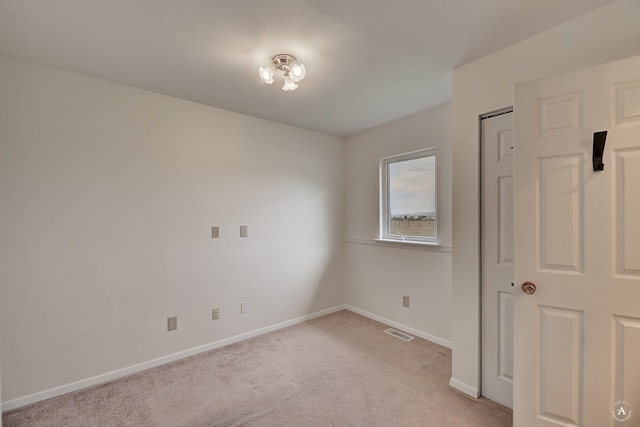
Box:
[211,226,219,238]
[241,301,248,314]
[240,225,248,238]
[403,296,410,308]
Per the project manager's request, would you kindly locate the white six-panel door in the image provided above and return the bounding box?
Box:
[482,111,514,409]
[514,54,640,426]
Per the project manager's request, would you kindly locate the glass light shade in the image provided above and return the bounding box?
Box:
[258,65,275,84]
[290,63,306,82]
[282,74,298,91]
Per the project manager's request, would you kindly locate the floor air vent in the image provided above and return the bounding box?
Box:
[384,328,414,342]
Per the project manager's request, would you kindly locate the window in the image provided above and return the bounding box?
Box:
[379,147,437,244]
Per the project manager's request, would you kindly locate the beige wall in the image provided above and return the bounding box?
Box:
[344,104,453,346]
[0,55,345,406]
[451,0,640,397]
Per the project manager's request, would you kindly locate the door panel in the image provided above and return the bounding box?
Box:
[482,112,514,409]
[614,80,640,126]
[538,154,584,274]
[538,306,583,426]
[498,175,514,265]
[613,316,640,406]
[497,290,514,382]
[614,149,640,277]
[538,92,583,136]
[514,54,640,427]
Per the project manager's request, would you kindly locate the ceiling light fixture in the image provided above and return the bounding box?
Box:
[259,54,306,92]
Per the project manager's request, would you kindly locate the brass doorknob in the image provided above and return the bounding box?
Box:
[521,281,536,295]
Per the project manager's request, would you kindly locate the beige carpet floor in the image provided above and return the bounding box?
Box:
[3,310,512,426]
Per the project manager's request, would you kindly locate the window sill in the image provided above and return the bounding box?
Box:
[375,238,440,247]
[344,237,451,253]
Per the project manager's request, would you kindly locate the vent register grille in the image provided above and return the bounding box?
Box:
[384,328,415,342]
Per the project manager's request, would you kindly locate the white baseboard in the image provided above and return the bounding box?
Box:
[449,377,480,398]
[343,305,452,349]
[1,305,345,412]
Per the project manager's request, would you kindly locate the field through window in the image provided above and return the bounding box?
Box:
[390,217,435,238]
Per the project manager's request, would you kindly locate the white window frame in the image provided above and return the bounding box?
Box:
[379,147,438,245]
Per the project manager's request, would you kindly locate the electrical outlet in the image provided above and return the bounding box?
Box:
[211,226,219,238]
[240,225,248,238]
[403,296,410,308]
[241,301,248,314]
[212,308,220,320]
[167,316,178,331]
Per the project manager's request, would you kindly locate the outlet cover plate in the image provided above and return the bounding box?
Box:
[241,301,248,314]
[403,296,410,308]
[212,308,220,320]
[167,316,178,331]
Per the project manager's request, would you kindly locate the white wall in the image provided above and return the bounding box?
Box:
[0,55,344,405]
[5,0,639,412]
[343,104,453,346]
[451,0,640,397]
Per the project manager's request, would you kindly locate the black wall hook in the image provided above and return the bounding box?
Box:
[593,131,607,172]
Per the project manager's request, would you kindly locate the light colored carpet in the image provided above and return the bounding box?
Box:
[3,310,512,426]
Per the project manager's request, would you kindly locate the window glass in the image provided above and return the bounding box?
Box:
[380,148,437,242]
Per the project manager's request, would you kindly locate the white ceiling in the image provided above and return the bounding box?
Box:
[0,0,618,137]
